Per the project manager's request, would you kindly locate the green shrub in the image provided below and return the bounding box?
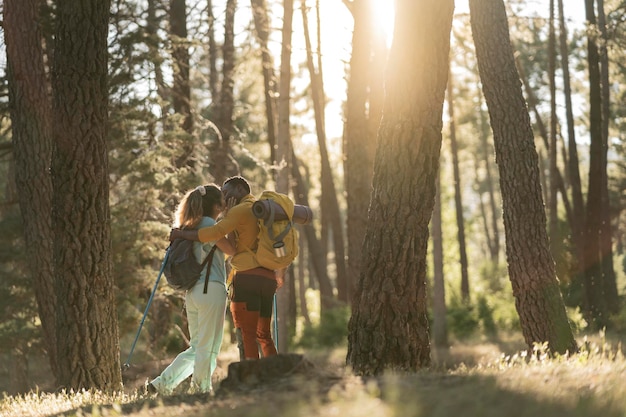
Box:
[296,305,349,349]
[447,298,479,339]
[477,296,497,337]
[484,291,520,332]
[608,301,626,334]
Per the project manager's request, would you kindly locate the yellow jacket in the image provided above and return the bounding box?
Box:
[197,194,260,271]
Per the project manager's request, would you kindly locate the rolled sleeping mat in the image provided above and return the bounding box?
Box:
[252,200,313,225]
[292,205,313,224]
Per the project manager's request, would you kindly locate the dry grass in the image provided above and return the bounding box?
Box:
[2,334,626,417]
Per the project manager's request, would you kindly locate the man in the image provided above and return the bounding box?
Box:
[170,176,280,359]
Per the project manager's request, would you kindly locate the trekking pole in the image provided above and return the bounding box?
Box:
[122,246,170,371]
[273,293,279,351]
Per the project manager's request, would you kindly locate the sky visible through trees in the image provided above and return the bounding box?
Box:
[280,0,587,151]
[0,1,589,147]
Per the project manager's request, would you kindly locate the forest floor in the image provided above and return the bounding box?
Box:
[2,332,626,417]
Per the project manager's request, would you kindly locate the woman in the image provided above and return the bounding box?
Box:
[148,184,235,395]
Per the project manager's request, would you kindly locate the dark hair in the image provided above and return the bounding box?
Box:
[201,185,222,216]
[223,176,251,194]
[175,184,222,228]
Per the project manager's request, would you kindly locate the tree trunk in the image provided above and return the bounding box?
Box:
[207,0,219,102]
[147,0,169,123]
[596,0,619,314]
[275,0,294,353]
[447,72,470,302]
[560,0,586,307]
[211,0,239,184]
[582,0,612,327]
[169,0,195,170]
[548,0,559,254]
[51,0,123,390]
[478,94,501,264]
[347,0,454,375]
[290,154,335,310]
[431,167,448,348]
[297,231,311,325]
[344,0,381,305]
[300,0,348,303]
[475,159,495,260]
[170,0,193,135]
[251,0,278,165]
[538,150,549,213]
[3,0,58,381]
[10,345,29,394]
[516,58,573,227]
[469,0,577,355]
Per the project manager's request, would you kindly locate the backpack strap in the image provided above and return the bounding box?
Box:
[202,245,218,294]
[265,199,293,243]
[183,224,213,271]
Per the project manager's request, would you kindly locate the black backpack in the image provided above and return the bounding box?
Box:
[163,239,218,293]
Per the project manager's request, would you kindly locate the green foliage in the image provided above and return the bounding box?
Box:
[551,218,576,283]
[609,307,626,334]
[476,260,509,293]
[296,305,350,349]
[476,296,497,337]
[567,306,588,334]
[446,289,521,341]
[446,297,479,339]
[0,212,43,357]
[480,290,521,333]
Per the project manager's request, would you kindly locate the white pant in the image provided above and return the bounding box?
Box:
[151,280,227,394]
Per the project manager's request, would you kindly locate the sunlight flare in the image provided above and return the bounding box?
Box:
[372,0,395,46]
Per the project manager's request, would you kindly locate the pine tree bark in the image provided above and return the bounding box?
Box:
[347,0,454,375]
[344,0,381,304]
[582,0,615,327]
[431,168,448,348]
[275,0,294,353]
[207,0,219,102]
[297,232,311,325]
[147,0,169,124]
[478,95,501,264]
[51,0,123,390]
[548,0,559,253]
[10,345,29,394]
[469,0,577,355]
[251,0,278,164]
[290,153,336,310]
[4,0,58,381]
[170,0,194,168]
[595,0,619,314]
[475,161,495,260]
[516,59,573,227]
[447,73,470,302]
[211,0,239,183]
[170,0,192,133]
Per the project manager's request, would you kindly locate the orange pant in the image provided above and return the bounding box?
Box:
[230,268,278,359]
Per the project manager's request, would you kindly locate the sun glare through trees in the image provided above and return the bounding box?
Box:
[372,0,395,46]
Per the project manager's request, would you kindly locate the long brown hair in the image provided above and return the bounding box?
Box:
[174,184,222,229]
